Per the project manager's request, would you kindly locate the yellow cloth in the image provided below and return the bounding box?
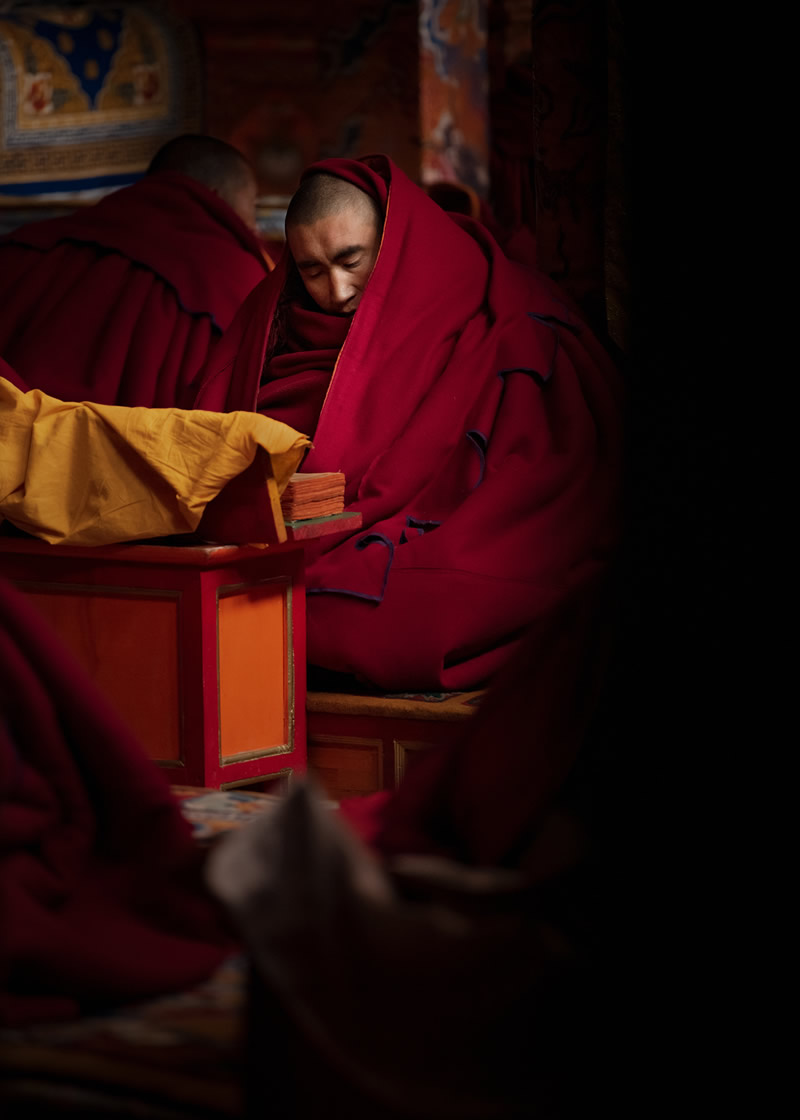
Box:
[0,378,311,546]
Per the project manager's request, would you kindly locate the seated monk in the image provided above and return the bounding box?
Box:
[0,134,272,408]
[186,153,624,692]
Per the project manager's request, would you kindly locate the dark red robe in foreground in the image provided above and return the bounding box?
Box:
[0,576,232,1027]
[338,582,613,868]
[210,598,625,1118]
[0,172,270,408]
[188,154,624,690]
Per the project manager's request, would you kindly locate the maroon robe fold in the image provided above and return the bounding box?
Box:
[339,582,613,870]
[187,154,624,691]
[0,172,270,408]
[256,301,350,437]
[0,576,232,1026]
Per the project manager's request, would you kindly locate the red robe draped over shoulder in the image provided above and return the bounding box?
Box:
[0,576,232,1026]
[187,154,624,691]
[0,172,270,407]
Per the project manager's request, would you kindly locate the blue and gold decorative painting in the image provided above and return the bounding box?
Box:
[0,4,202,198]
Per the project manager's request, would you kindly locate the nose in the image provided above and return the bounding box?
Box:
[328,271,353,311]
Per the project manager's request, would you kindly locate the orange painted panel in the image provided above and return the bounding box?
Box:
[24,590,181,762]
[218,583,288,759]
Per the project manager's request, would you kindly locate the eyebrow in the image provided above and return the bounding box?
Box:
[296,244,366,270]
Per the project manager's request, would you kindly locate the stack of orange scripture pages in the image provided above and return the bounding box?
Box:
[280,472,346,522]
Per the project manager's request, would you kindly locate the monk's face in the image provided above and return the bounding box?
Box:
[288,208,380,316]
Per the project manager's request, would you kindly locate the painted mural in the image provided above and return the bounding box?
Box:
[419,0,489,197]
[0,3,201,197]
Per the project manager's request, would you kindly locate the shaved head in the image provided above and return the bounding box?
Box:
[147,134,258,229]
[285,172,382,236]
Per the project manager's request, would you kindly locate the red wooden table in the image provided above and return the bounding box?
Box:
[0,514,360,790]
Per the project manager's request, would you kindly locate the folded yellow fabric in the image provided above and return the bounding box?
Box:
[0,378,311,546]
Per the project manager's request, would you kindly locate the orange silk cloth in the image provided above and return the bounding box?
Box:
[0,377,310,546]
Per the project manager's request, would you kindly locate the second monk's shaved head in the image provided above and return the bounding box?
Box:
[148,134,258,229]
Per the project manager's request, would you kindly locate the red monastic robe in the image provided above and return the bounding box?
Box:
[0,172,270,408]
[0,576,232,1026]
[188,154,624,691]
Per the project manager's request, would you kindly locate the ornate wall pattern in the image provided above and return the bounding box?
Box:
[0,3,202,197]
[419,0,489,197]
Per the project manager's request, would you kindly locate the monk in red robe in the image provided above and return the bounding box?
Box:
[0,134,272,408]
[187,154,624,692]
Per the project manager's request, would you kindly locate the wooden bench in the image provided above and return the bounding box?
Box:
[306,686,486,802]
